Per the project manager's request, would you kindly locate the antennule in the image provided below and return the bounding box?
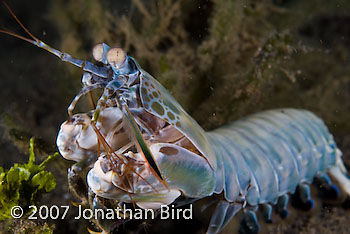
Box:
[0,28,35,44]
[0,1,110,78]
[2,1,38,41]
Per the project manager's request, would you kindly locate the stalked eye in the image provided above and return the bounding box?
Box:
[106,47,126,67]
[92,43,104,62]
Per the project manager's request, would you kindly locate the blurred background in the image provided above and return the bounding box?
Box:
[0,0,349,233]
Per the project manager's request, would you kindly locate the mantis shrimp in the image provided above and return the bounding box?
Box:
[1,2,350,233]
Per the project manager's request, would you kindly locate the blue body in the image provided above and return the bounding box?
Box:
[207,108,339,206]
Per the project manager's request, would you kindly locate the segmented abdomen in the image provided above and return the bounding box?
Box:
[207,108,341,206]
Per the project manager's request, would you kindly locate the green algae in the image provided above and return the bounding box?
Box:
[0,138,57,221]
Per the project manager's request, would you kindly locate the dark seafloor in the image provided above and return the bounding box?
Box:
[0,0,349,233]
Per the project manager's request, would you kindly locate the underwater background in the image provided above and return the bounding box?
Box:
[0,0,349,233]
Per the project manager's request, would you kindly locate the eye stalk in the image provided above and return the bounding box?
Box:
[106,47,127,68]
[92,43,111,64]
[92,43,130,75]
[92,43,104,62]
